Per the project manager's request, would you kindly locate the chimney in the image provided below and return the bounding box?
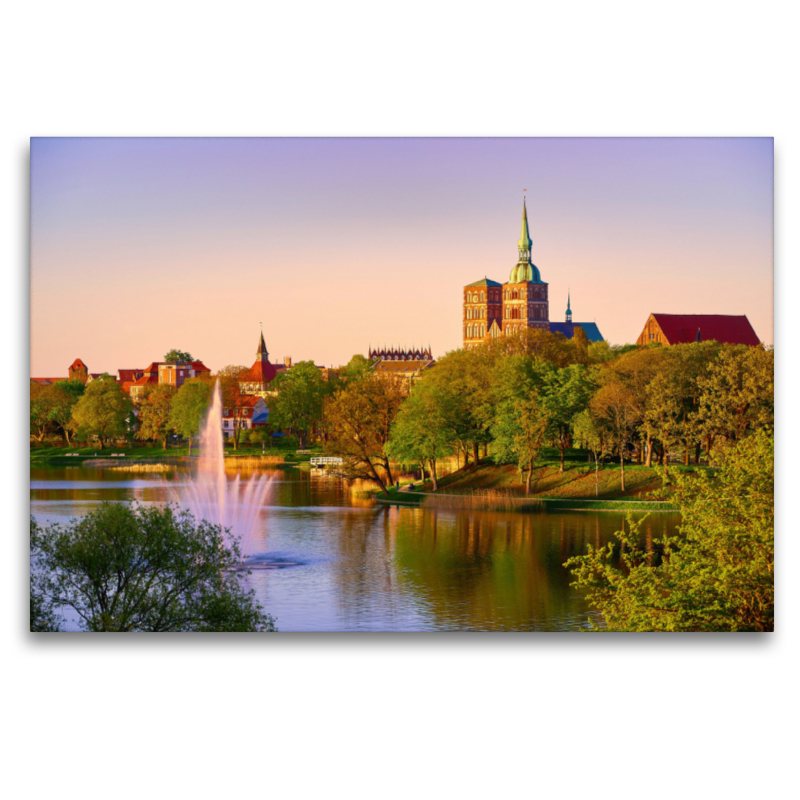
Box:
[284,356,292,367]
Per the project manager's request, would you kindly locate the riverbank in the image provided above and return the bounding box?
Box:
[371,457,686,511]
[29,444,311,467]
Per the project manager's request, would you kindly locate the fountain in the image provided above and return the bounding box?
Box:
[174,381,275,559]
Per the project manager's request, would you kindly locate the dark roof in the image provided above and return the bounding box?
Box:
[117,369,143,383]
[549,322,604,342]
[652,314,760,346]
[465,278,502,287]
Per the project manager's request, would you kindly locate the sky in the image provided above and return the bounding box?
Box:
[30,137,773,376]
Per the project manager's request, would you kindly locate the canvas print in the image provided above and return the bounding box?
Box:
[29,137,774,632]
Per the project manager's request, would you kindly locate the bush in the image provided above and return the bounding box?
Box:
[30,503,277,632]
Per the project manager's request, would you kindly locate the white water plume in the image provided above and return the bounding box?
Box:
[173,381,275,559]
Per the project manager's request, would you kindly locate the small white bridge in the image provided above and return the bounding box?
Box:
[310,456,344,467]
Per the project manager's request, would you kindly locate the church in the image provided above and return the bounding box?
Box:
[463,200,603,347]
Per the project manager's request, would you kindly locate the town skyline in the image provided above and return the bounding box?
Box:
[30,137,773,376]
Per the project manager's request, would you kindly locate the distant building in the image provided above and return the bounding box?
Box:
[68,358,89,384]
[222,395,269,438]
[129,360,211,401]
[548,293,604,342]
[239,332,279,397]
[463,200,550,349]
[370,347,435,382]
[635,314,760,347]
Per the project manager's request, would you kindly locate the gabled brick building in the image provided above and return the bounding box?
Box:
[636,314,760,347]
[239,332,279,397]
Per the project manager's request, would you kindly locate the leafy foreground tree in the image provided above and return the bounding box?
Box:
[30,503,277,632]
[565,430,773,631]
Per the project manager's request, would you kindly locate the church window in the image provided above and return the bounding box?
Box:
[480,291,485,302]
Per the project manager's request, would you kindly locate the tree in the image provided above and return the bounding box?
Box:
[572,409,609,497]
[30,382,57,442]
[69,374,133,449]
[542,363,595,472]
[49,380,85,444]
[386,380,452,491]
[420,346,497,468]
[698,344,773,451]
[570,326,590,365]
[168,379,212,456]
[164,349,194,363]
[217,366,249,450]
[491,355,551,495]
[565,430,773,631]
[342,353,373,383]
[324,372,405,493]
[31,503,276,632]
[268,361,330,449]
[642,370,684,475]
[590,381,641,491]
[136,384,177,449]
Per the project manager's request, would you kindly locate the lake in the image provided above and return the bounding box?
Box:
[30,465,682,632]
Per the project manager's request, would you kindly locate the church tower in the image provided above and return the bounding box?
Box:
[501,199,549,335]
[565,292,572,323]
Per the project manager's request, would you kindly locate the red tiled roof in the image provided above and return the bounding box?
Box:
[241,359,278,385]
[69,358,87,371]
[190,361,210,372]
[31,377,67,386]
[117,369,143,383]
[652,314,760,346]
[131,375,159,387]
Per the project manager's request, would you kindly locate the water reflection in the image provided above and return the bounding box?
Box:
[30,467,681,631]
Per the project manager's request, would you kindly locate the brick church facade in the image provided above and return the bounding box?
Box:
[463,200,603,347]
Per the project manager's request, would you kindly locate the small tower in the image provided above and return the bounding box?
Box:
[256,329,269,363]
[565,292,572,324]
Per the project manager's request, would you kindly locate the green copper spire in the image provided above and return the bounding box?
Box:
[509,197,543,284]
[566,292,572,323]
[518,198,532,253]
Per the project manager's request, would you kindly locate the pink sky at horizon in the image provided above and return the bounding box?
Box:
[30,137,773,377]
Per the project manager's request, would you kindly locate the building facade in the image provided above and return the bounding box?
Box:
[463,199,549,348]
[635,314,760,347]
[463,201,605,347]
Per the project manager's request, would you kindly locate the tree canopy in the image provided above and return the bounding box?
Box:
[565,429,773,631]
[168,379,212,455]
[30,503,276,632]
[268,361,330,450]
[69,374,133,448]
[164,349,194,363]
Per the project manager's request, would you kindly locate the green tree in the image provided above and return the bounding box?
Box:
[50,379,86,444]
[30,382,57,442]
[217,366,250,450]
[492,355,551,495]
[31,503,276,632]
[268,361,330,450]
[69,374,133,449]
[421,346,496,468]
[342,353,374,383]
[565,430,773,631]
[590,381,640,491]
[386,380,452,491]
[164,349,194,363]
[542,363,595,472]
[324,372,405,493]
[698,344,773,451]
[168,379,212,456]
[136,384,177,449]
[572,409,609,497]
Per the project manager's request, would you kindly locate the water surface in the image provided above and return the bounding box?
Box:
[30,466,681,632]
